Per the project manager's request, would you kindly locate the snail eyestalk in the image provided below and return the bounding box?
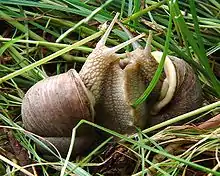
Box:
[96,13,120,47]
[144,30,153,56]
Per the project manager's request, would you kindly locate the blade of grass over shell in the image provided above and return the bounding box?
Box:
[132,2,173,108]
[0,110,63,160]
[0,111,52,173]
[0,30,103,84]
[60,128,76,176]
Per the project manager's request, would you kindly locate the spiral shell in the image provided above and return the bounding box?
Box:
[148,56,202,126]
[22,69,95,156]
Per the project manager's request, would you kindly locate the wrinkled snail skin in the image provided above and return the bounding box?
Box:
[95,60,148,134]
[95,48,164,134]
[79,45,119,101]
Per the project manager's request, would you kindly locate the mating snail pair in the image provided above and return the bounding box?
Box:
[21,14,202,157]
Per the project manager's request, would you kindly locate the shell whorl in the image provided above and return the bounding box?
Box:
[147,57,202,127]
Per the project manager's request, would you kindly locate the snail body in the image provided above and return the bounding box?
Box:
[95,55,149,134]
[95,46,163,134]
[21,14,202,157]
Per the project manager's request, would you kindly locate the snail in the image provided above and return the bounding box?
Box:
[94,24,175,134]
[21,14,146,157]
[111,22,202,127]
[21,13,202,157]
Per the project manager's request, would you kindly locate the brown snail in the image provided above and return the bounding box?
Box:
[21,13,202,157]
[21,14,146,157]
[112,22,202,127]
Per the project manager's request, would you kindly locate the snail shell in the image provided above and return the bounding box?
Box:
[22,69,96,156]
[148,56,203,126]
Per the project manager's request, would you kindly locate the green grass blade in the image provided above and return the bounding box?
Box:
[170,0,220,96]
[0,31,103,84]
[188,0,220,95]
[132,2,173,108]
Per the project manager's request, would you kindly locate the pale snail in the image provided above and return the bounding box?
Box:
[21,13,202,157]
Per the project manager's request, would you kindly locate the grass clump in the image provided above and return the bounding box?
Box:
[0,0,220,175]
